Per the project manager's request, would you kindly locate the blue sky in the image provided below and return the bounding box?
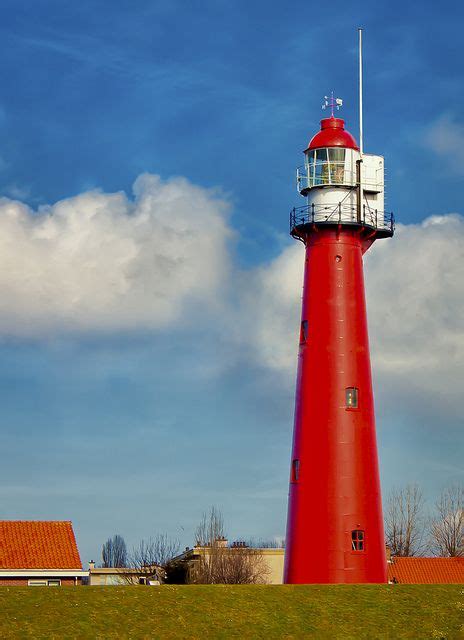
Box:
[0,0,463,564]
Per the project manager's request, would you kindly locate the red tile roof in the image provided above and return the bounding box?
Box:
[0,521,82,569]
[387,557,464,584]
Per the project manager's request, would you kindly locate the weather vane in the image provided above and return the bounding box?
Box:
[322,91,343,117]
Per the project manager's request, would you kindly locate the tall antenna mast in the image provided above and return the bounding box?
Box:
[358,27,364,156]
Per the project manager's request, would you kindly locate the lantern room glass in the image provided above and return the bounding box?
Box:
[328,148,345,184]
[305,148,346,187]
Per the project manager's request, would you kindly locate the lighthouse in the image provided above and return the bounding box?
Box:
[283,93,394,584]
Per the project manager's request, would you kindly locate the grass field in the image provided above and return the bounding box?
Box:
[0,584,462,639]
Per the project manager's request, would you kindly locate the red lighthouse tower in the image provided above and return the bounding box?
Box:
[283,96,394,584]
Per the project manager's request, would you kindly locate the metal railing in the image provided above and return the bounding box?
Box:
[290,203,395,236]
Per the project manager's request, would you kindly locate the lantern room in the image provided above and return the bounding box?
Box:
[293,111,393,237]
[302,146,355,190]
[298,117,361,194]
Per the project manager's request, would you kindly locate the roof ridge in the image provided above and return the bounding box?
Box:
[392,556,463,560]
[0,520,73,523]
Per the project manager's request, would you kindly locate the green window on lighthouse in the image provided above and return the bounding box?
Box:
[345,387,359,409]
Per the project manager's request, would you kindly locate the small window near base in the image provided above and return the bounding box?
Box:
[345,387,359,409]
[47,580,61,587]
[300,321,308,344]
[291,459,300,483]
[351,530,365,551]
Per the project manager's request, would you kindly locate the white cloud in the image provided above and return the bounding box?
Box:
[0,174,232,335]
[234,244,302,372]
[424,114,464,174]
[365,215,464,407]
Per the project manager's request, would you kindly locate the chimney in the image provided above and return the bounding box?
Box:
[215,536,228,548]
[88,560,95,570]
[385,545,392,563]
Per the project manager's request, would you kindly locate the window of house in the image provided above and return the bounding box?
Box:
[351,530,365,551]
[345,387,359,409]
[291,459,300,483]
[300,320,308,344]
[28,579,62,587]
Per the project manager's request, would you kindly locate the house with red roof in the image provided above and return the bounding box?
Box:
[387,557,464,584]
[0,521,88,586]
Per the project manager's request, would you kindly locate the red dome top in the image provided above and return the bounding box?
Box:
[306,117,359,151]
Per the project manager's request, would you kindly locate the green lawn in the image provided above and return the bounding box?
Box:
[0,584,462,639]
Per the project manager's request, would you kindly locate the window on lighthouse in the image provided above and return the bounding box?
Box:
[305,149,314,169]
[345,387,359,409]
[314,149,329,185]
[307,148,347,187]
[351,530,365,551]
[291,459,300,483]
[328,148,346,184]
[305,150,315,187]
[300,320,308,344]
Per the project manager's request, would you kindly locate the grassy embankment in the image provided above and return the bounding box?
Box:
[0,584,462,639]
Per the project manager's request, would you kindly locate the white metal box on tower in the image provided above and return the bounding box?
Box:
[362,153,384,218]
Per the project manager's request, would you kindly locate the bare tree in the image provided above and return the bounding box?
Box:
[221,542,270,584]
[125,534,181,584]
[189,507,270,584]
[190,506,226,584]
[101,534,127,568]
[191,540,270,585]
[430,485,463,557]
[132,534,181,569]
[195,506,225,547]
[385,485,427,557]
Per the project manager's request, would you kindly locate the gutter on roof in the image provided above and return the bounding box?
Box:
[0,570,89,577]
